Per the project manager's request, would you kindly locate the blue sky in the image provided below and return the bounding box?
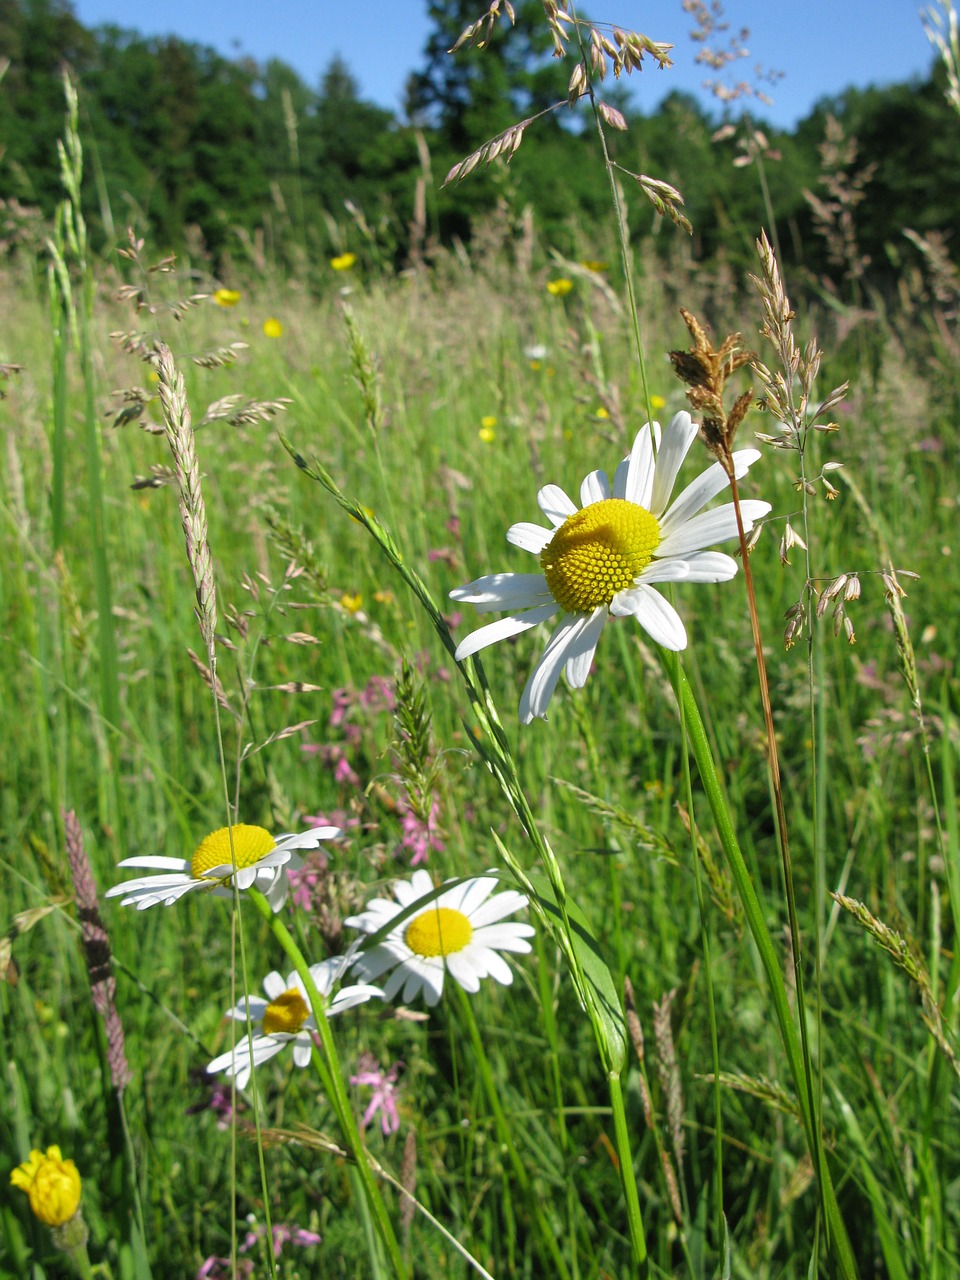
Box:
[71,0,937,129]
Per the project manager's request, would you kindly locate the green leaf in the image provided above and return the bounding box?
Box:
[526,870,626,1072]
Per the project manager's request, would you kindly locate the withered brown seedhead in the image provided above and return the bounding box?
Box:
[668,308,757,465]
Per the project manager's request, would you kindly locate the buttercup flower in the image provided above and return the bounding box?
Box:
[212,288,241,307]
[346,870,534,1006]
[330,252,357,271]
[206,957,382,1089]
[450,411,770,722]
[546,278,573,297]
[262,317,284,338]
[105,823,339,912]
[11,1146,81,1227]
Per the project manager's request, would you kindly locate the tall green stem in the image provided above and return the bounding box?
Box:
[662,653,859,1280]
[245,889,408,1280]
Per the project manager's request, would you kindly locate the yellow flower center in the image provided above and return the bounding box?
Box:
[262,988,310,1035]
[405,907,473,958]
[539,498,661,613]
[190,825,276,880]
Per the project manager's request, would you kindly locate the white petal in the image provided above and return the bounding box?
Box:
[622,585,688,649]
[276,827,339,850]
[657,500,770,558]
[616,422,660,506]
[519,613,585,723]
[262,867,290,912]
[104,872,191,899]
[563,605,607,689]
[658,459,732,534]
[450,572,552,612]
[537,484,577,526]
[579,468,610,506]
[330,983,383,1013]
[672,551,740,582]
[113,856,190,872]
[472,948,515,985]
[469,892,530,928]
[650,411,699,515]
[262,971,287,1000]
[446,952,482,992]
[351,944,408,982]
[627,558,691,587]
[507,522,553,554]
[730,447,762,477]
[397,869,436,907]
[444,876,497,916]
[292,1040,313,1068]
[472,922,536,951]
[453,602,559,661]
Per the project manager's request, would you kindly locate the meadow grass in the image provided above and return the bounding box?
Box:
[2,49,960,1280]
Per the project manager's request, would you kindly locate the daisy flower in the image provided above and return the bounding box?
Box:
[206,957,382,1089]
[345,869,534,1006]
[104,823,340,912]
[450,411,771,722]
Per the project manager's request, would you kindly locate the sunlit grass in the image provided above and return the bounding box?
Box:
[1,205,957,1277]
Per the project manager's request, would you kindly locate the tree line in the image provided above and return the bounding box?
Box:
[1,0,957,292]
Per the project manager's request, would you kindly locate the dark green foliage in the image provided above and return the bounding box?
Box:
[0,0,956,291]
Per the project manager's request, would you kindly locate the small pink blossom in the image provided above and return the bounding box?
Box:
[398,799,445,866]
[351,1054,403,1134]
[334,754,360,787]
[328,687,355,728]
[359,674,395,711]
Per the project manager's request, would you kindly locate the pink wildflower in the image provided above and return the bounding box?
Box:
[351,1054,403,1135]
[398,799,445,866]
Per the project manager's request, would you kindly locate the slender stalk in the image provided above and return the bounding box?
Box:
[726,469,825,1210]
[662,653,859,1279]
[606,1070,649,1276]
[454,985,574,1280]
[246,889,409,1280]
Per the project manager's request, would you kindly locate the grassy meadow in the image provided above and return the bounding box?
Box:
[2,46,960,1280]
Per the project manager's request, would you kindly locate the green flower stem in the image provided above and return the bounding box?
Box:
[663,653,859,1280]
[245,889,408,1280]
[284,442,650,1273]
[607,1070,650,1277]
[454,984,573,1280]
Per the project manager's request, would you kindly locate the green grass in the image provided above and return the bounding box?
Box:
[0,213,958,1280]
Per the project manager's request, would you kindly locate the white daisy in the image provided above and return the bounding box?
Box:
[345,869,534,1007]
[450,411,771,722]
[104,822,340,913]
[206,957,383,1089]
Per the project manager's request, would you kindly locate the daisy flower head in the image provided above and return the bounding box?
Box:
[345,869,534,1007]
[105,823,340,913]
[450,411,770,723]
[206,957,382,1089]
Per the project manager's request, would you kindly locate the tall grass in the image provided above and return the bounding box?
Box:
[2,20,959,1280]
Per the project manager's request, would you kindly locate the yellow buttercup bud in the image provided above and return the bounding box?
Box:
[11,1146,82,1227]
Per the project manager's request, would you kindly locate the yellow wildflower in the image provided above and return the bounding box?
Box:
[340,592,363,614]
[11,1147,81,1227]
[213,288,241,307]
[580,259,608,273]
[479,426,496,443]
[480,415,497,429]
[330,252,357,271]
[262,317,284,338]
[546,278,573,297]
[650,394,667,412]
